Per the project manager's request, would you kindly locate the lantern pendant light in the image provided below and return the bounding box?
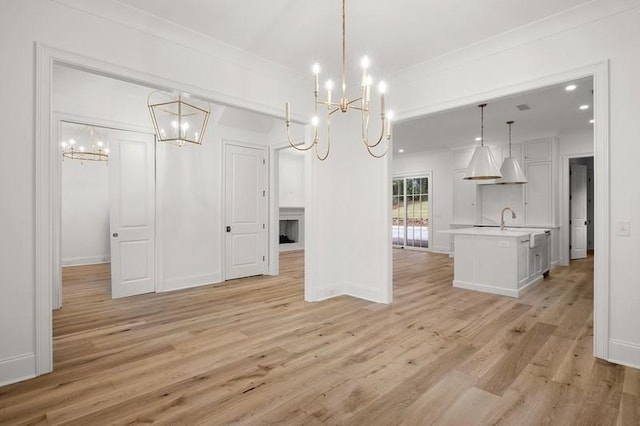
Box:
[495,121,528,184]
[464,104,502,180]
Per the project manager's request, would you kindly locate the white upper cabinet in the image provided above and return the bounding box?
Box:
[523,138,552,162]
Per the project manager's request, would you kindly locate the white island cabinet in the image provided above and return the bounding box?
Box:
[442,227,550,298]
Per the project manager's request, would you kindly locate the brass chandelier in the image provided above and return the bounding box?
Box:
[148,91,211,147]
[60,125,109,163]
[284,0,392,160]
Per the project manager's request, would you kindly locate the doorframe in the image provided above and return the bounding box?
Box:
[268,140,309,276]
[561,153,594,266]
[392,171,433,251]
[395,60,610,360]
[35,43,277,376]
[52,112,155,310]
[220,139,270,282]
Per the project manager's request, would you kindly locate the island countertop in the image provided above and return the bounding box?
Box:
[440,227,551,238]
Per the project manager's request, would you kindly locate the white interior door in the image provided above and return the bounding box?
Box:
[109,130,156,298]
[225,143,267,280]
[570,163,588,260]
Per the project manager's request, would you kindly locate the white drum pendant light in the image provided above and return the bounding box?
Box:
[495,121,527,184]
[464,104,502,180]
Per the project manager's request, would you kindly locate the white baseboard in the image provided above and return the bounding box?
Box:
[304,284,347,302]
[161,273,221,292]
[609,339,640,369]
[0,353,36,387]
[62,255,110,266]
[346,283,390,304]
[279,243,304,252]
[453,276,543,298]
[432,245,452,254]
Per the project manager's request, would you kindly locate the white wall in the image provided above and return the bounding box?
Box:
[306,115,391,303]
[393,149,453,253]
[279,149,305,208]
[0,0,307,385]
[61,143,110,266]
[390,5,640,367]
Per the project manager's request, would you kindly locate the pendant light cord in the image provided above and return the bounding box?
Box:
[479,103,487,147]
[507,120,514,157]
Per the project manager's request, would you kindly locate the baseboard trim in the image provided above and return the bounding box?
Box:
[161,273,221,292]
[304,284,347,302]
[453,276,543,298]
[431,245,451,254]
[0,353,36,387]
[346,284,390,304]
[62,255,110,266]
[608,339,640,369]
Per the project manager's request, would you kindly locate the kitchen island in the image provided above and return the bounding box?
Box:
[442,227,550,298]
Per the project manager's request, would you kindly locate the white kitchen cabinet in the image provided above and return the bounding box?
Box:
[445,227,549,298]
[524,161,552,225]
[453,169,478,224]
[523,138,552,162]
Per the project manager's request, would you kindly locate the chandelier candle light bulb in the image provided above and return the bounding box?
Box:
[283,0,391,160]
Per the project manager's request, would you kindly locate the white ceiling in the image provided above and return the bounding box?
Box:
[394,76,594,154]
[115,0,592,76]
[54,1,599,154]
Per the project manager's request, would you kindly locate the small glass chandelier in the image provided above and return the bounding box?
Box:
[60,125,109,163]
[495,121,527,184]
[148,91,211,147]
[464,104,502,180]
[284,0,392,160]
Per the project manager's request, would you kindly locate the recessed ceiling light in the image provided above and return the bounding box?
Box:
[589,119,595,124]
[475,137,482,141]
[579,104,590,110]
[565,84,577,91]
[398,149,405,153]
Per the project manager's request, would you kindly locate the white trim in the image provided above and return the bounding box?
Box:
[160,273,222,292]
[221,139,269,281]
[0,353,36,387]
[61,255,111,266]
[608,339,640,370]
[346,284,388,304]
[560,152,594,267]
[35,42,54,376]
[50,0,308,92]
[453,276,543,298]
[592,60,610,360]
[34,43,284,379]
[395,61,610,361]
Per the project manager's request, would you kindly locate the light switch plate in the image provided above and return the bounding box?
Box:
[616,221,631,237]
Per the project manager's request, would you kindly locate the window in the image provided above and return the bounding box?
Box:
[392,175,429,249]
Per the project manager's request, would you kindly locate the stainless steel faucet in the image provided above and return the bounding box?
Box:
[500,207,516,230]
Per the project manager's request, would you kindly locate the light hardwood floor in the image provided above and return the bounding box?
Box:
[1,250,638,425]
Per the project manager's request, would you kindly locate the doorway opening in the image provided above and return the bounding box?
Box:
[569,156,594,261]
[56,119,156,307]
[392,174,431,249]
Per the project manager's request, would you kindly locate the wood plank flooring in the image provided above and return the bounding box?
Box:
[1,250,638,425]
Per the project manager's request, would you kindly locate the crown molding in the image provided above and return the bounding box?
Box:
[390,0,640,85]
[50,0,308,89]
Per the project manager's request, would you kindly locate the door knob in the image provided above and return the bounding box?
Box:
[112,232,119,238]
[226,226,231,233]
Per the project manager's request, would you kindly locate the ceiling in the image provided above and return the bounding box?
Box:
[394,76,594,154]
[54,0,599,155]
[115,0,593,76]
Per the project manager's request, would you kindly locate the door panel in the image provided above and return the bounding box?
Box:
[570,163,588,259]
[109,130,156,298]
[225,144,267,280]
